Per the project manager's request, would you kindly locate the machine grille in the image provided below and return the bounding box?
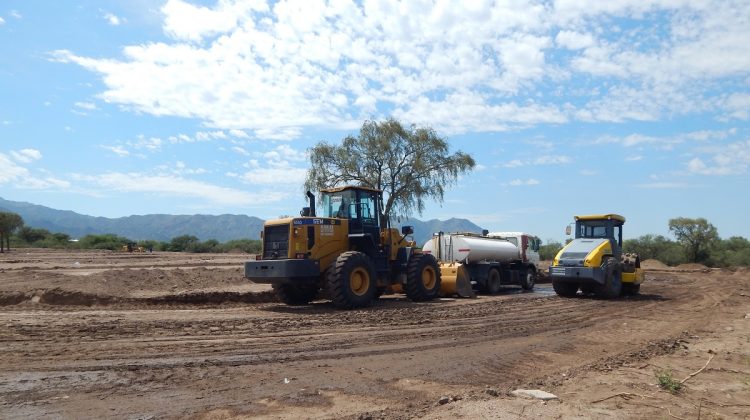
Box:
[263,225,290,259]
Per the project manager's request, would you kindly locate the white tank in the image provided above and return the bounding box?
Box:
[423,234,520,264]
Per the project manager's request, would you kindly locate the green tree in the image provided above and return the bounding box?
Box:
[0,212,24,252]
[623,234,686,266]
[18,226,51,244]
[668,217,719,263]
[78,233,132,250]
[710,236,750,267]
[168,235,200,252]
[305,118,475,224]
[539,241,563,261]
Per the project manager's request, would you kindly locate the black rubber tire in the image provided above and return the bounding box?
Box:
[272,283,319,305]
[580,284,596,295]
[326,251,376,309]
[621,283,641,296]
[521,269,535,291]
[595,257,622,299]
[374,287,387,299]
[553,280,579,297]
[406,253,441,302]
[486,269,501,294]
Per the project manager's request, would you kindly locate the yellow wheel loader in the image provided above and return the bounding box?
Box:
[244,186,442,309]
[549,214,644,298]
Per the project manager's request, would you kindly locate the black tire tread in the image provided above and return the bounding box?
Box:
[405,253,441,302]
[326,251,375,309]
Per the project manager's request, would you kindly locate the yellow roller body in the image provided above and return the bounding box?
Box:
[438,262,476,298]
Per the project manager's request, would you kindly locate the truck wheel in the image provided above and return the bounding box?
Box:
[553,280,578,297]
[580,284,595,295]
[595,257,622,298]
[486,269,501,294]
[521,269,535,291]
[272,283,319,305]
[406,253,442,302]
[621,283,641,296]
[326,251,376,309]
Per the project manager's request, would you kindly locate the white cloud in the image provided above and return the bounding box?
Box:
[9,10,21,19]
[501,154,571,167]
[102,145,130,157]
[0,153,29,183]
[238,167,307,185]
[232,146,250,156]
[508,178,541,186]
[104,13,124,26]
[634,182,690,189]
[52,1,750,135]
[555,30,594,50]
[579,169,597,176]
[625,155,643,162]
[686,140,750,175]
[74,101,97,111]
[228,129,249,138]
[10,148,42,163]
[78,172,284,206]
[0,17,5,25]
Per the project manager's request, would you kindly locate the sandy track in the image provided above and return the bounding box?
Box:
[0,250,748,419]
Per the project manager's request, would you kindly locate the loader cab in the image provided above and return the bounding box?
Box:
[574,214,625,258]
[320,186,383,243]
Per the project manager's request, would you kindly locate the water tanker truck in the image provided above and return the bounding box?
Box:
[422,231,541,297]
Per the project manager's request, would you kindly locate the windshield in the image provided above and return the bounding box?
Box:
[321,190,356,218]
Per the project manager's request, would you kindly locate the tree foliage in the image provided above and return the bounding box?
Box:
[0,212,24,252]
[623,234,686,266]
[668,217,719,263]
[305,118,475,224]
[539,241,563,261]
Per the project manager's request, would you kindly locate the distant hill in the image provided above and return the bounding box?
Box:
[0,197,483,244]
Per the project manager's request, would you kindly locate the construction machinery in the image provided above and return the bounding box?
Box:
[549,214,644,298]
[244,186,441,309]
[422,231,540,297]
[121,242,144,253]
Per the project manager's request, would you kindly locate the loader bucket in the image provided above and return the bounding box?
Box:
[439,263,476,298]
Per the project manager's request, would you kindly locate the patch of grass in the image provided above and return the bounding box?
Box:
[656,369,682,393]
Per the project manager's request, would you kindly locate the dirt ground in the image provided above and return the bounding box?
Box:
[1,249,749,419]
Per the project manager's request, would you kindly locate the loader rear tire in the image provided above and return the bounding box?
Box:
[553,280,579,297]
[595,257,622,299]
[486,269,501,294]
[272,283,319,305]
[406,254,441,302]
[326,251,376,309]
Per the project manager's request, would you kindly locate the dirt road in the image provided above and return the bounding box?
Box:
[1,250,748,419]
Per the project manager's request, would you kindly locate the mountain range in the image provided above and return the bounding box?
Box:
[0,197,483,245]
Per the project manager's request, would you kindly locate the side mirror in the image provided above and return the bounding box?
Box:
[401,225,414,235]
[565,225,572,236]
[300,207,311,217]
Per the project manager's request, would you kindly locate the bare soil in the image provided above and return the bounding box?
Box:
[1,249,749,419]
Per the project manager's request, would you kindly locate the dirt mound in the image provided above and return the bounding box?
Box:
[641,259,669,269]
[676,263,709,270]
[0,288,278,307]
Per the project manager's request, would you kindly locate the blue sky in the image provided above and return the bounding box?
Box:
[1,0,749,244]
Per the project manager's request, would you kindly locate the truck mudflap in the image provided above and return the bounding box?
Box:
[245,259,320,284]
[549,266,606,285]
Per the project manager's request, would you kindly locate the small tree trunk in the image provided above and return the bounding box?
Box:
[0,232,4,252]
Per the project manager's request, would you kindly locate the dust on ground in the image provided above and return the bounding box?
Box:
[1,249,748,419]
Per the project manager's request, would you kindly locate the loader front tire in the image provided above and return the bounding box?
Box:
[621,283,641,296]
[553,280,579,297]
[272,283,319,305]
[326,251,376,309]
[406,253,441,302]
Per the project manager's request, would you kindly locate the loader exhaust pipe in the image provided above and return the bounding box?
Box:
[306,191,316,217]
